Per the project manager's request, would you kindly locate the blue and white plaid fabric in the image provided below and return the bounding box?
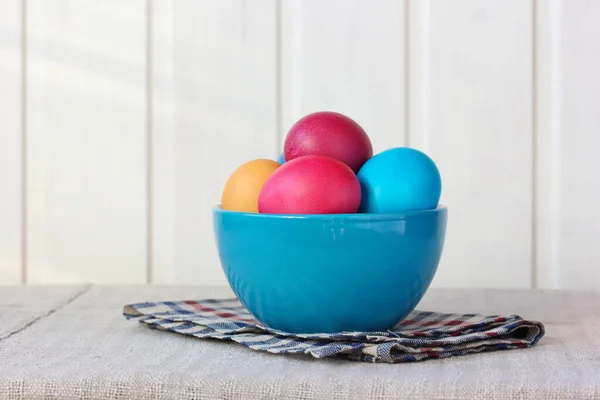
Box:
[123,298,545,363]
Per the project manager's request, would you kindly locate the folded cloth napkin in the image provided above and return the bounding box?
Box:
[123,298,545,363]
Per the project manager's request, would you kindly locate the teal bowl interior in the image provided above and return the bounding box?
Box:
[212,206,447,334]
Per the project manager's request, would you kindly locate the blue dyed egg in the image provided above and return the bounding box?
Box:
[357,147,441,213]
[276,152,286,164]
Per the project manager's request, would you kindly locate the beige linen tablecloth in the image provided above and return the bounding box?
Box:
[0,285,598,399]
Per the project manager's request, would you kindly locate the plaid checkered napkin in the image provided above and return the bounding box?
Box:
[123,298,545,363]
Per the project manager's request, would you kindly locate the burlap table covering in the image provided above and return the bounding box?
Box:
[0,285,598,399]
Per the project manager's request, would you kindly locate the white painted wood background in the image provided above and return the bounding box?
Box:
[0,0,598,289]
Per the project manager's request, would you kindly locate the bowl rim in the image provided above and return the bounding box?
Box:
[213,204,447,220]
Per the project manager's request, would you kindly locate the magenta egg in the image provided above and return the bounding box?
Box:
[284,111,373,173]
[258,155,362,214]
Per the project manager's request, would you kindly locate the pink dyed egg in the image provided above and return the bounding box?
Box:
[258,155,361,214]
[284,111,373,173]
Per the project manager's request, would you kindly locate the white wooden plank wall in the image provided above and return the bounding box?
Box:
[280,0,406,153]
[149,0,176,284]
[410,0,534,288]
[26,0,148,284]
[536,0,600,290]
[0,0,598,289]
[0,0,22,284]
[152,0,279,284]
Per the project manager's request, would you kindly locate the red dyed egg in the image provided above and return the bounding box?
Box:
[284,111,373,173]
[258,155,361,214]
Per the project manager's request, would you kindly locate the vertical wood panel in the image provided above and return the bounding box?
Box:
[280,0,406,152]
[149,0,175,283]
[537,0,600,289]
[26,0,147,283]
[535,0,561,289]
[0,0,22,284]
[410,0,534,288]
[556,0,600,289]
[151,0,278,284]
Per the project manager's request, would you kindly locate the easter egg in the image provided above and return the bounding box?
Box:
[221,159,280,213]
[258,155,361,214]
[284,111,373,173]
[357,147,441,213]
[276,152,285,164]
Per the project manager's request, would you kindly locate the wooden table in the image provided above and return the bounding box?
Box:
[1,285,599,399]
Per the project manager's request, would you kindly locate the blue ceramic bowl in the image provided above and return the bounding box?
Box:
[212,206,447,334]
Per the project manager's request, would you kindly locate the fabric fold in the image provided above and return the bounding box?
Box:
[123,298,545,363]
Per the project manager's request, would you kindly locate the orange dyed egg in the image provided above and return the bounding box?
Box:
[221,159,280,213]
